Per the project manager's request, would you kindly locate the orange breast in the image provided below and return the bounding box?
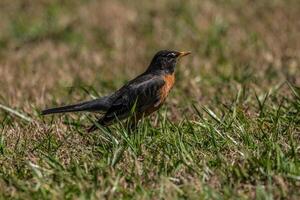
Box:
[160,73,175,103]
[142,73,175,117]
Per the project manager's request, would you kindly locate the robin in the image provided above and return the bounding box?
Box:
[42,50,191,132]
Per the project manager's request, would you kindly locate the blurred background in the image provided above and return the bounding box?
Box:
[0,0,299,118]
[0,1,299,199]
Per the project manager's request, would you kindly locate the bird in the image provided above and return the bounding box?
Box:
[42,50,191,132]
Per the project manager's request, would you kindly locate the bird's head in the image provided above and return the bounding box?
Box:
[146,50,191,74]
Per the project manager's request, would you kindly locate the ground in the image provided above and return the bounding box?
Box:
[0,0,299,199]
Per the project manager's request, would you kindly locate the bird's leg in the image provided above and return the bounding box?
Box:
[126,119,138,134]
[126,114,140,134]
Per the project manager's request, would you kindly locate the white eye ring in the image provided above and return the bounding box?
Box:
[168,53,176,57]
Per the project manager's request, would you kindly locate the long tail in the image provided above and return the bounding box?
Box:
[41,96,111,115]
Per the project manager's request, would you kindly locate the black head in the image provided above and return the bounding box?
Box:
[146,50,191,74]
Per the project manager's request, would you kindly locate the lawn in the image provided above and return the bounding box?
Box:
[0,0,299,199]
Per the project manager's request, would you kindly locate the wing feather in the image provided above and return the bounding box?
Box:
[100,75,165,125]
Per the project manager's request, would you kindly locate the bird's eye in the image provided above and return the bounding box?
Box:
[167,53,176,58]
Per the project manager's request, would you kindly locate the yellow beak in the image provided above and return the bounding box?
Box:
[178,51,191,59]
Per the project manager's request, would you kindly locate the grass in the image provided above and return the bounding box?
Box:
[0,0,299,199]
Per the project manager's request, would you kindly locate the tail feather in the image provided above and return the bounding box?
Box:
[41,96,111,115]
[41,102,86,115]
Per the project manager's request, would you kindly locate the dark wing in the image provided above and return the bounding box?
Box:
[96,74,165,126]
